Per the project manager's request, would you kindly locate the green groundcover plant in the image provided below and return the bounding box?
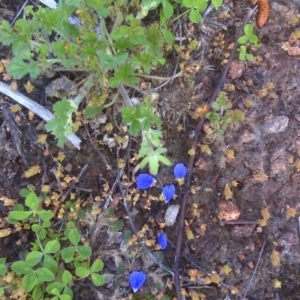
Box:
[0,0,223,174]
[0,189,105,300]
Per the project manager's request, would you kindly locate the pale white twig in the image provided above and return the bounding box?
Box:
[0,81,81,149]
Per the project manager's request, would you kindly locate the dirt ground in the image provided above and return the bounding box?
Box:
[1,0,300,299]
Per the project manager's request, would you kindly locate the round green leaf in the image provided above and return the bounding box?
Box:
[91,260,104,273]
[37,210,54,222]
[77,246,91,259]
[62,270,73,285]
[31,224,42,233]
[46,282,64,295]
[35,267,55,282]
[61,246,75,263]
[75,267,90,278]
[189,8,201,23]
[19,188,31,197]
[238,36,248,44]
[68,229,80,246]
[22,271,37,292]
[11,261,32,274]
[91,273,105,286]
[45,240,60,254]
[25,192,39,210]
[26,251,43,267]
[42,220,51,228]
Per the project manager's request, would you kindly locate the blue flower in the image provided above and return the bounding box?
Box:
[174,163,187,179]
[162,184,175,203]
[136,174,156,189]
[129,271,147,293]
[157,232,168,249]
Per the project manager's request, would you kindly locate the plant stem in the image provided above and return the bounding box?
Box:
[118,83,134,106]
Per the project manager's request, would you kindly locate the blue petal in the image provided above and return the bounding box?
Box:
[157,232,168,249]
[174,163,187,179]
[162,184,175,203]
[129,271,147,293]
[136,174,156,189]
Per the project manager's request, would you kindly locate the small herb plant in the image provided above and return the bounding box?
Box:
[237,24,261,61]
[0,0,223,174]
[0,189,105,299]
[122,100,172,175]
[205,92,245,139]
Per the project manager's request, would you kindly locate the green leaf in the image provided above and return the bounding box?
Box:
[109,64,139,88]
[186,7,205,23]
[63,285,73,298]
[212,0,223,8]
[44,255,58,274]
[35,267,55,282]
[246,53,254,61]
[45,240,60,254]
[46,282,64,295]
[244,24,254,36]
[31,224,42,233]
[11,261,32,275]
[158,154,172,166]
[37,210,54,222]
[75,267,90,278]
[62,270,73,285]
[42,220,52,228]
[238,35,248,44]
[37,228,47,240]
[0,258,6,265]
[162,29,175,44]
[149,155,159,175]
[0,20,20,45]
[22,271,37,292]
[0,264,7,276]
[19,188,31,197]
[7,57,41,79]
[25,191,39,210]
[91,260,104,273]
[84,105,104,119]
[68,229,80,246]
[61,246,75,263]
[32,285,43,300]
[248,34,258,45]
[26,251,43,267]
[139,156,149,169]
[77,245,92,259]
[9,211,32,221]
[91,273,105,286]
[162,0,173,18]
[59,295,72,300]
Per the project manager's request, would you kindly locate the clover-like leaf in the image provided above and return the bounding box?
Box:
[174,163,187,179]
[136,174,156,189]
[157,232,168,249]
[129,271,146,293]
[162,184,175,203]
